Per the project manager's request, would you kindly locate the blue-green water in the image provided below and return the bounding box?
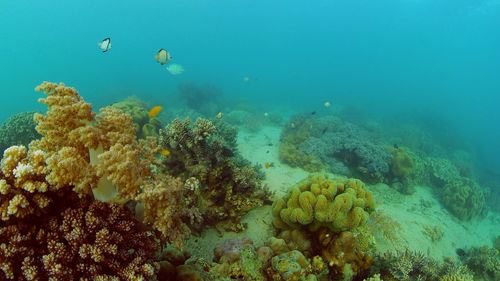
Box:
[1,1,500,280]
[0,0,500,165]
[1,1,499,187]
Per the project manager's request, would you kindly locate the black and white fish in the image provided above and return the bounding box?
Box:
[98,38,112,52]
[154,49,172,65]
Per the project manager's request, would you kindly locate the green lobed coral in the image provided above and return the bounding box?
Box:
[389,147,414,178]
[112,96,163,139]
[0,111,41,153]
[441,177,488,220]
[279,143,323,173]
[272,174,375,232]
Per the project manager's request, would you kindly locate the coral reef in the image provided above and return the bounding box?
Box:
[280,115,391,183]
[389,147,414,179]
[0,111,41,154]
[422,225,444,242]
[0,145,160,280]
[316,228,374,276]
[279,143,323,172]
[159,117,270,232]
[366,210,404,247]
[112,96,164,139]
[214,236,254,263]
[272,174,375,232]
[28,82,193,247]
[371,250,475,281]
[460,246,500,281]
[441,177,488,220]
[427,157,461,187]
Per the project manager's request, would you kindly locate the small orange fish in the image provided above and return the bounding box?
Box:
[160,149,170,156]
[265,162,270,169]
[149,106,162,117]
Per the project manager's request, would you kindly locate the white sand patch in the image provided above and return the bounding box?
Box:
[185,126,500,263]
[370,183,500,259]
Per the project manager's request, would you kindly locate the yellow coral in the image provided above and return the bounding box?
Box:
[273,174,375,232]
[390,147,414,178]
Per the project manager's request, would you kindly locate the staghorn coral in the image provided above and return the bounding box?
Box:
[159,117,269,232]
[0,111,41,154]
[272,174,375,232]
[441,177,488,220]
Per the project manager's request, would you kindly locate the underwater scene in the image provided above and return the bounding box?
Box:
[1,0,499,280]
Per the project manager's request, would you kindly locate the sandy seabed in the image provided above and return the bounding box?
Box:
[185,126,500,262]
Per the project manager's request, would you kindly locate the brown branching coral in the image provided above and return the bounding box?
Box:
[159,117,269,232]
[0,194,160,280]
[0,142,160,280]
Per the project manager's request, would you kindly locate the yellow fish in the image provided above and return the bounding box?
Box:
[148,106,162,117]
[324,101,331,107]
[154,49,172,65]
[160,149,170,156]
[215,112,223,119]
[265,162,270,169]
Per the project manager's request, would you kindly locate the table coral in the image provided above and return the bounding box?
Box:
[272,174,375,232]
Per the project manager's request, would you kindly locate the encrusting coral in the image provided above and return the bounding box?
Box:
[272,174,375,232]
[159,117,270,232]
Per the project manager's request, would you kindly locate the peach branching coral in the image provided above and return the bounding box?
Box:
[29,82,193,247]
[0,145,51,221]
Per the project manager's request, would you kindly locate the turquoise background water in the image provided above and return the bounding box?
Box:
[0,0,499,176]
